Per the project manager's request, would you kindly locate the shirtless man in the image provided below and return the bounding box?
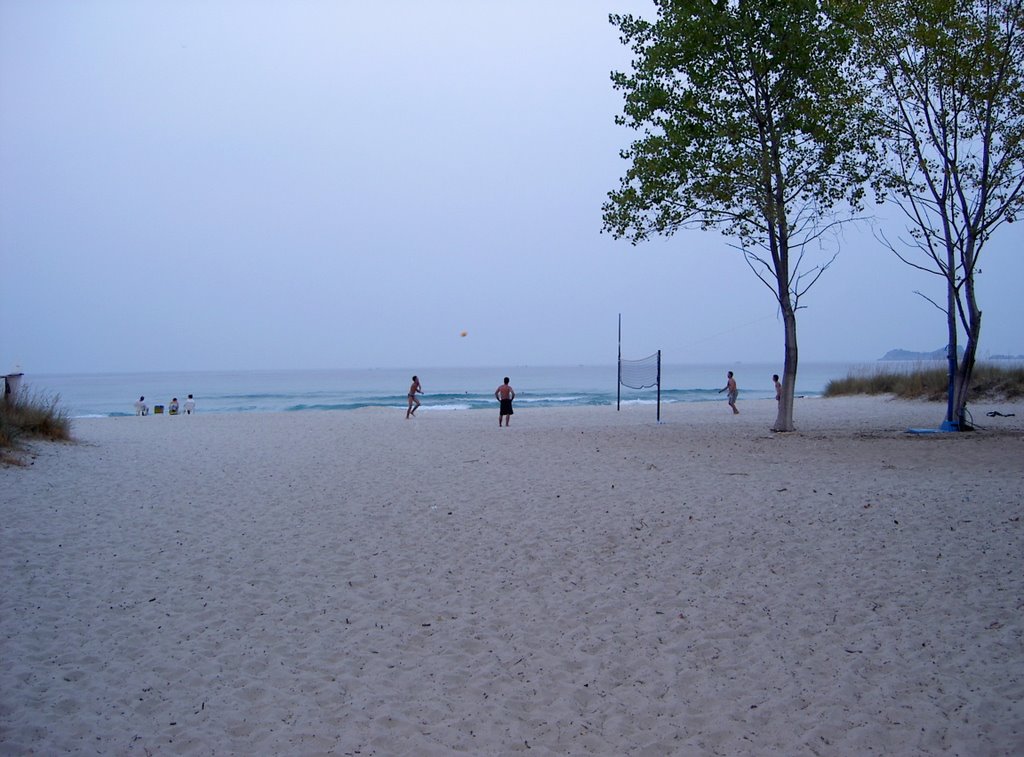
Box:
[773,374,782,402]
[406,375,422,418]
[495,376,515,427]
[718,370,739,414]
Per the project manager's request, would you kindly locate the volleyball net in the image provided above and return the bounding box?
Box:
[617,349,662,421]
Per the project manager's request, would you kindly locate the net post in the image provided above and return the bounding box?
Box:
[655,350,663,424]
[617,314,621,411]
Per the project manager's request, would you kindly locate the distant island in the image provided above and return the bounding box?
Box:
[879,347,964,361]
[879,347,1023,361]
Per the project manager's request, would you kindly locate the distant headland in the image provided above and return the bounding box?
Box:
[879,347,1023,361]
[879,347,962,361]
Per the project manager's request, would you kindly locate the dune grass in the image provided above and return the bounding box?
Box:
[0,389,72,465]
[824,363,1024,401]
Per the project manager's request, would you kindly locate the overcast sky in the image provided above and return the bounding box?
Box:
[2,1,1021,376]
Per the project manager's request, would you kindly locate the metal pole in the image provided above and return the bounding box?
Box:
[656,349,661,422]
[617,314,621,412]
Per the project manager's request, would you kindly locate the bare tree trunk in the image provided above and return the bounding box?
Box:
[944,273,958,425]
[953,309,982,429]
[773,301,798,432]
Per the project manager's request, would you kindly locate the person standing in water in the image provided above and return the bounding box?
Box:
[406,375,422,418]
[718,371,739,414]
[495,376,515,427]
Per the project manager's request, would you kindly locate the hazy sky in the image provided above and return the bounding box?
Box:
[2,1,1021,376]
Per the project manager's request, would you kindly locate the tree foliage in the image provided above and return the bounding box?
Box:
[864,0,1024,427]
[603,0,873,431]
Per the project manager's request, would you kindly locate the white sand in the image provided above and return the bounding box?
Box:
[2,396,1022,755]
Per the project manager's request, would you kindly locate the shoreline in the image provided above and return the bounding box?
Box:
[67,393,1024,431]
[3,396,1022,754]
[19,361,874,419]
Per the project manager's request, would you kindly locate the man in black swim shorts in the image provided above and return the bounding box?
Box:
[495,376,515,427]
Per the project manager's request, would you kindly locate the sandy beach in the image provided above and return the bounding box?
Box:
[2,396,1022,755]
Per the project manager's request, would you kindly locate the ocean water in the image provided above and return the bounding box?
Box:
[21,362,888,419]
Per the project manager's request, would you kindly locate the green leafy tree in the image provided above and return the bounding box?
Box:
[603,0,873,431]
[864,0,1024,429]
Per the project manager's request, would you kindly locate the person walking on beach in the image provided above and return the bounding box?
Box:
[135,396,148,416]
[719,371,739,414]
[773,374,782,402]
[406,375,422,418]
[184,394,196,414]
[495,377,515,426]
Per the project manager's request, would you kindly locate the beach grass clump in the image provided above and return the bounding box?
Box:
[966,363,1024,400]
[0,389,72,463]
[824,364,1024,401]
